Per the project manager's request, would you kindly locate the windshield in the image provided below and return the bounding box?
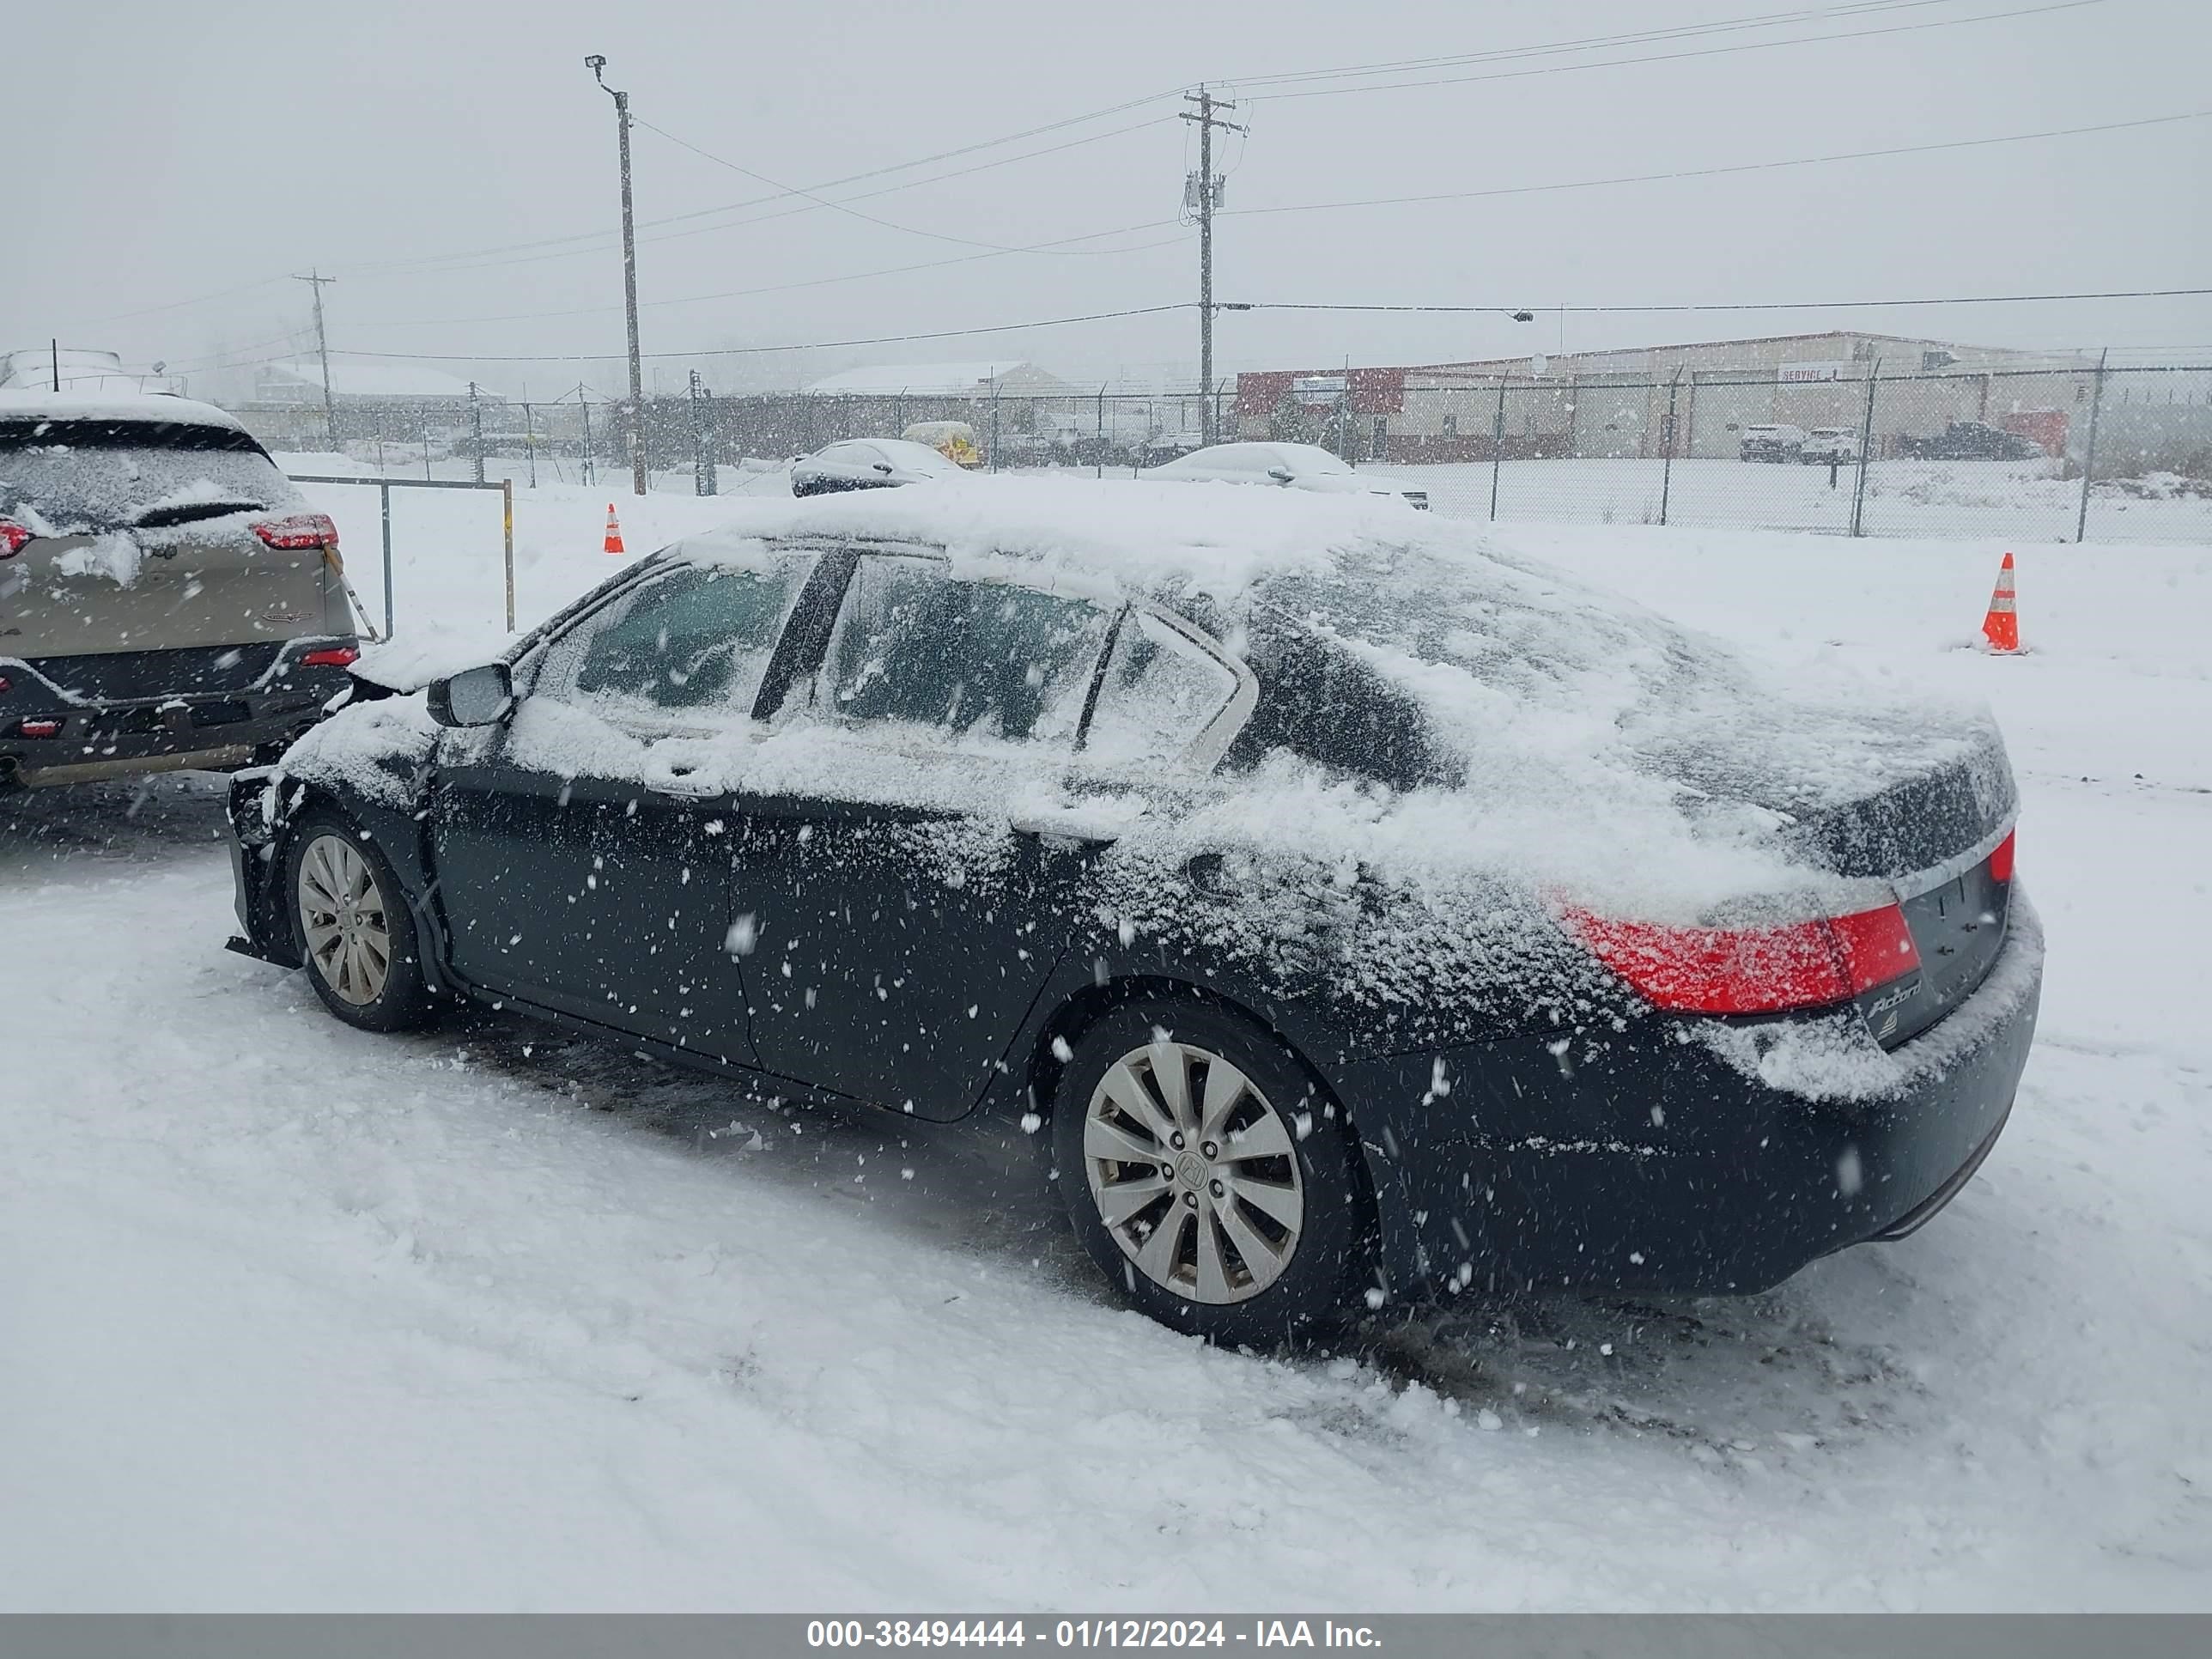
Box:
[0,419,299,533]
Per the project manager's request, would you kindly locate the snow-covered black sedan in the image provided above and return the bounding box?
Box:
[226,482,2040,1343]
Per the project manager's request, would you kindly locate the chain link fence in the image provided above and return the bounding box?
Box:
[220,361,2212,543]
[1314,361,2211,543]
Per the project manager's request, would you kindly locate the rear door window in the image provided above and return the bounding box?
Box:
[532,555,817,726]
[1081,611,1240,766]
[811,555,1112,751]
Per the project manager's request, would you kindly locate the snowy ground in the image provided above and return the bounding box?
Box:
[5,485,2210,1609]
[1006,455,2212,544]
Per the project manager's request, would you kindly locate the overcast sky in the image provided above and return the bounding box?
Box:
[10,0,2209,398]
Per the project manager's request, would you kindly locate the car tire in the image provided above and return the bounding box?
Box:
[1051,998,1370,1345]
[285,811,436,1033]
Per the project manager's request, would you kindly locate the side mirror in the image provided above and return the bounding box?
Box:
[427,662,514,727]
[872,462,895,475]
[1267,466,1296,483]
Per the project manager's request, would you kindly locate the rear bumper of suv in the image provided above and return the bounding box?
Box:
[1338,895,2045,1298]
[0,638,355,788]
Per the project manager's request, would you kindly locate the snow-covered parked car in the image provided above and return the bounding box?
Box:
[1146,441,1429,510]
[1802,427,1863,465]
[225,481,2039,1342]
[2,393,360,790]
[1739,424,1809,462]
[790,437,964,498]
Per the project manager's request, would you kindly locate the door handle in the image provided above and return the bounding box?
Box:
[1010,811,1131,848]
[653,768,723,797]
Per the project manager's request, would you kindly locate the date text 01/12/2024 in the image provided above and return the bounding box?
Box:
[805,1620,1382,1649]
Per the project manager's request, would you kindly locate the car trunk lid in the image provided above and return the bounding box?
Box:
[1,416,337,665]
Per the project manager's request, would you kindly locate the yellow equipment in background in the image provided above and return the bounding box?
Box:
[902,420,985,469]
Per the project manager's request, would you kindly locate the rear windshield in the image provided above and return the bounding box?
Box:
[0,418,299,533]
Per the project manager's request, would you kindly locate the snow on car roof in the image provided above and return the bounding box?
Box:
[0,391,249,433]
[671,475,1415,599]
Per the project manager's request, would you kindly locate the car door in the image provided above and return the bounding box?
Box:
[729,551,1121,1118]
[428,549,821,1060]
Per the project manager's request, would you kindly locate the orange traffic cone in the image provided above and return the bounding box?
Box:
[1981,551,2020,653]
[603,503,625,557]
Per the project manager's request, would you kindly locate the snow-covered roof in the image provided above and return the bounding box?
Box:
[0,391,247,431]
[0,349,173,396]
[802,362,1042,397]
[258,361,502,401]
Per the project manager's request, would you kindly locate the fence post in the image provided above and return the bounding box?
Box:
[379,481,395,641]
[501,479,515,634]
[2075,347,2109,543]
[1848,359,1881,538]
[989,386,1002,472]
[521,401,538,489]
[1658,371,1681,526]
[467,382,485,484]
[1489,380,1508,522]
[1096,385,1107,479]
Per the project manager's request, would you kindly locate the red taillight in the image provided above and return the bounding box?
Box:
[1987,829,2015,884]
[253,513,339,550]
[1565,900,1922,1015]
[0,519,31,557]
[16,718,63,739]
[299,646,360,669]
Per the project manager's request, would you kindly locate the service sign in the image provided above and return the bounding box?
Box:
[1779,360,1851,382]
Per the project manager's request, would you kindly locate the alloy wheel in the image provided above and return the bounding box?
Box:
[296,834,392,1007]
[1082,1036,1306,1304]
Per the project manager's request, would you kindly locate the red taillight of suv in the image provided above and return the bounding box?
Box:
[1988,829,2015,884]
[252,513,339,550]
[1564,900,1922,1016]
[299,646,360,669]
[0,519,32,557]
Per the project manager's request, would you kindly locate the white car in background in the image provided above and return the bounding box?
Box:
[1802,427,1863,465]
[1146,442,1430,510]
[790,438,964,498]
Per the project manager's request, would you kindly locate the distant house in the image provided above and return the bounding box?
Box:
[802,361,1070,399]
[242,361,508,447]
[253,361,505,409]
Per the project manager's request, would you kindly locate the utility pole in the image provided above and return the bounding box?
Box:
[587,55,647,496]
[1181,88,1243,445]
[467,380,485,484]
[294,270,339,450]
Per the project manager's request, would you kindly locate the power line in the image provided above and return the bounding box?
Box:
[81,276,293,328]
[1227,0,1971,89]
[633,115,1159,258]
[349,223,1189,331]
[348,103,2198,335]
[1243,0,2100,100]
[334,100,1180,280]
[1223,108,2211,220]
[1232,287,2212,316]
[321,303,1193,364]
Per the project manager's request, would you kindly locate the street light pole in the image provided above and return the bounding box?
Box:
[587,55,648,497]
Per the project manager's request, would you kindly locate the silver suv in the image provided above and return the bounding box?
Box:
[1,394,359,789]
